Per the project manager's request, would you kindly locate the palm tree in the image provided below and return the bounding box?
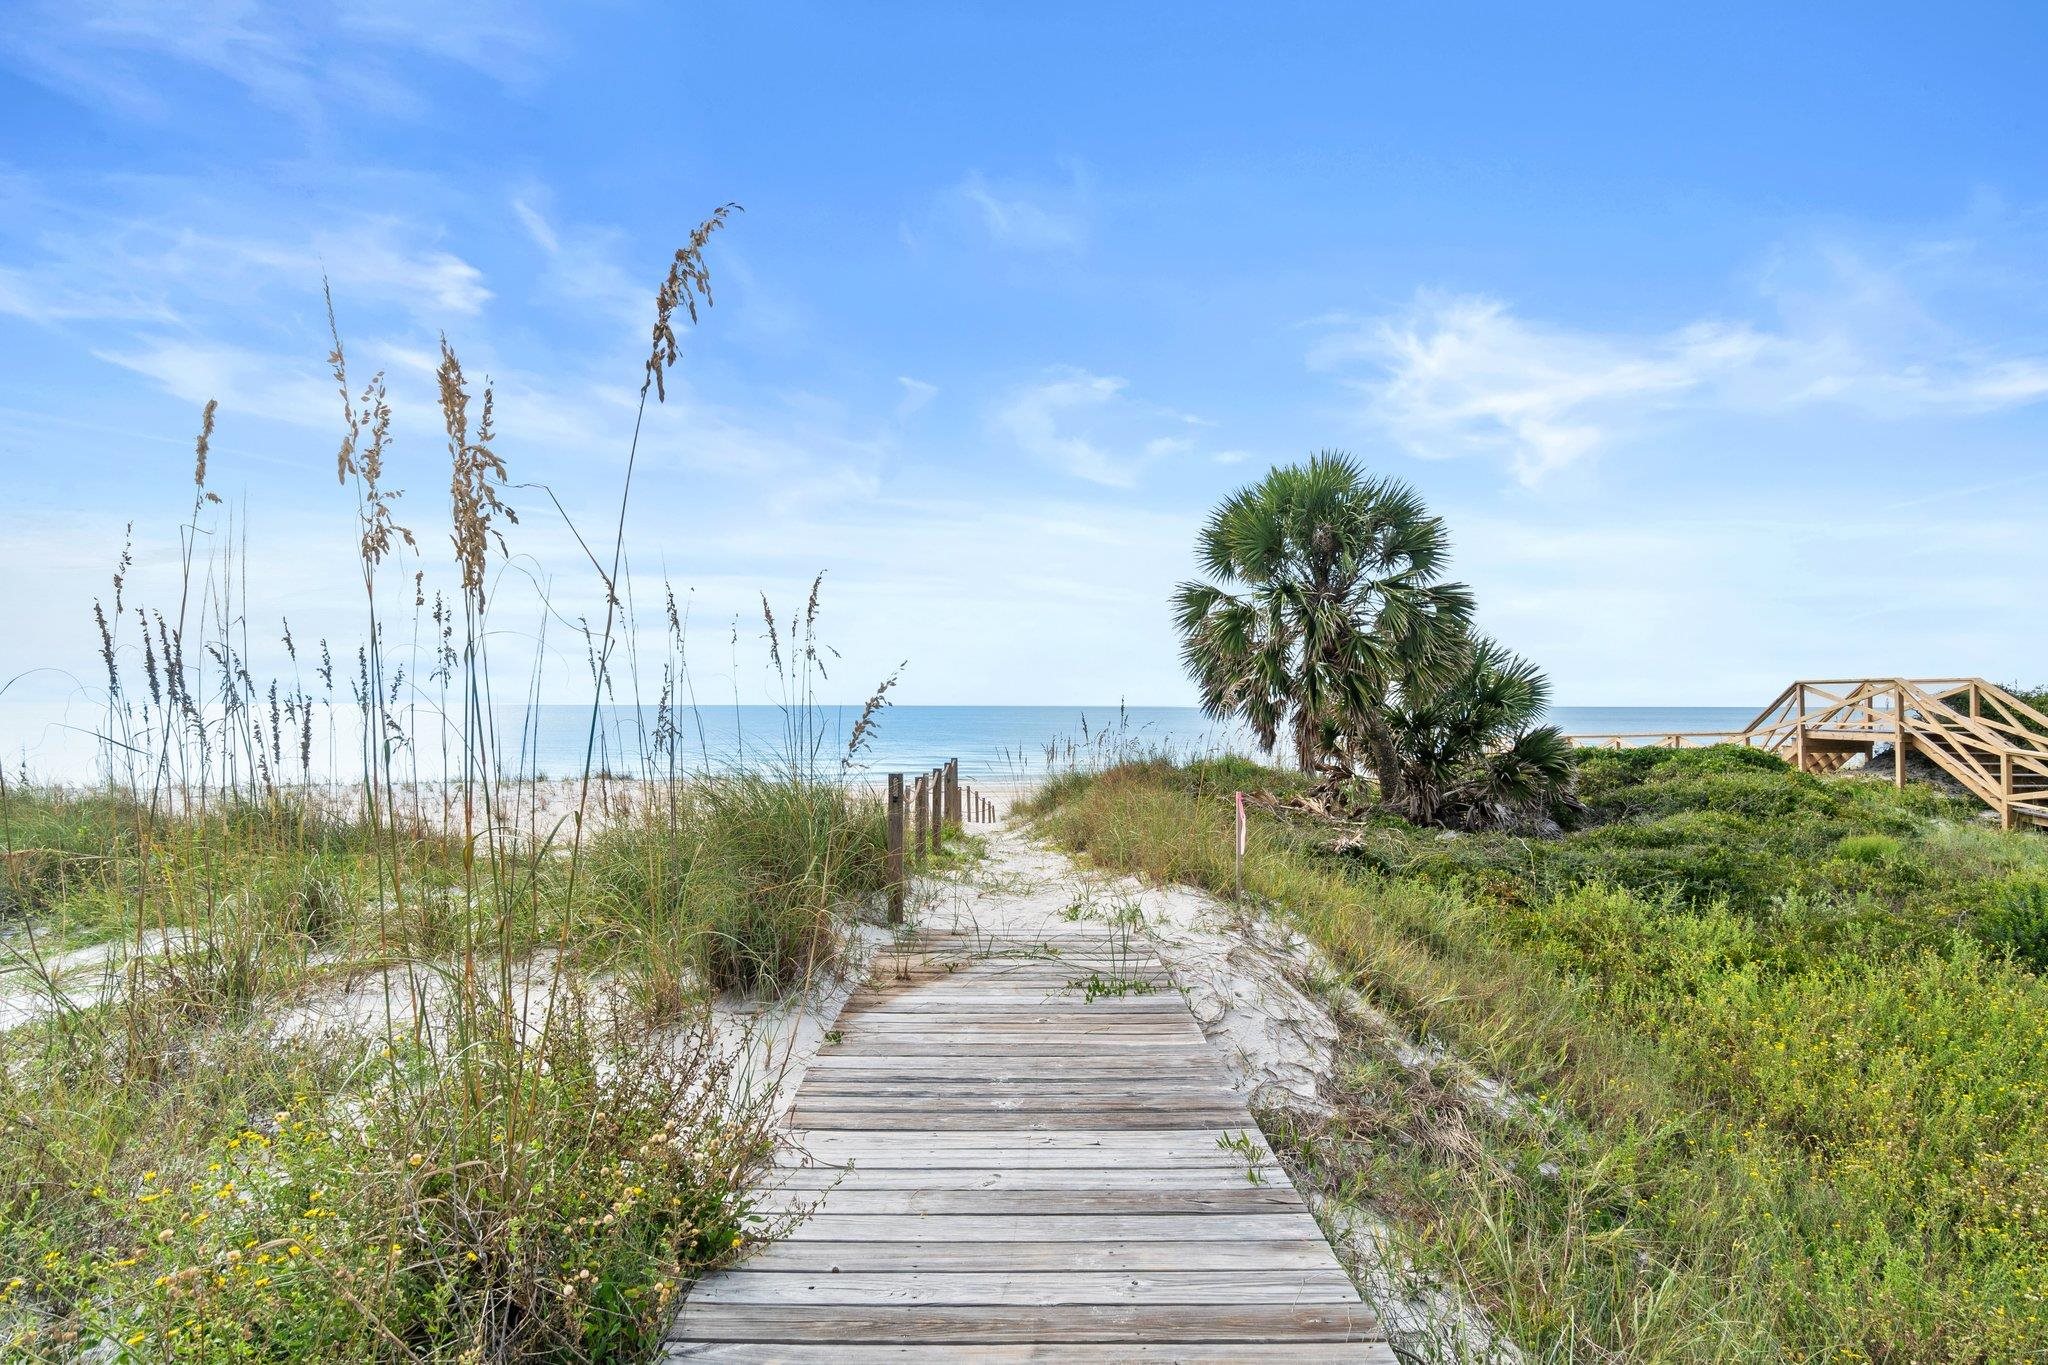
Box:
[1378,635,1577,828]
[1173,453,1474,776]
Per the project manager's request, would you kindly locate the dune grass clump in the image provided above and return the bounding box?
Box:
[587,774,890,998]
[0,205,893,1361]
[0,998,777,1360]
[1030,752,2048,1361]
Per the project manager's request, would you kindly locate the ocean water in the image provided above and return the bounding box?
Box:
[2,701,1767,786]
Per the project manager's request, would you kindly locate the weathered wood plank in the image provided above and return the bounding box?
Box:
[790,1084,1244,1102]
[688,1268,1362,1307]
[669,1302,1380,1344]
[763,1169,1282,1191]
[780,1127,1271,1151]
[751,1187,1305,1215]
[788,1113,1254,1133]
[840,995,1181,1008]
[751,1213,1328,1243]
[665,1343,1399,1361]
[796,1065,1240,1085]
[734,1239,1339,1272]
[771,1150,1273,1171]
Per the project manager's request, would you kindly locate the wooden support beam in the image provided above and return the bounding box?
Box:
[1795,683,1808,774]
[1895,683,1907,789]
[2004,752,2016,832]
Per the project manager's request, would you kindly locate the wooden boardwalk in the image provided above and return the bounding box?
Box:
[665,930,1391,1361]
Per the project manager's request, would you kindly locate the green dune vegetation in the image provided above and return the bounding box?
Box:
[1028,458,2048,1361]
[8,250,2047,1363]
[0,213,909,1361]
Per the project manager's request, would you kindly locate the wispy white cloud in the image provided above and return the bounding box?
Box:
[1,0,547,124]
[92,337,337,428]
[1313,295,1765,484]
[0,206,491,327]
[512,196,560,255]
[0,265,181,326]
[951,167,1089,253]
[505,192,646,329]
[993,368,1210,487]
[895,376,938,419]
[1316,243,2048,484]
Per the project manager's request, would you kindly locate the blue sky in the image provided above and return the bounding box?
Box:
[3,1,2047,716]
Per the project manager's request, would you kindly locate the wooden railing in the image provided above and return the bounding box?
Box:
[1565,678,2048,830]
[880,759,1001,923]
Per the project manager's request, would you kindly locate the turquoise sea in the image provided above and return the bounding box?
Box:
[3,702,1766,785]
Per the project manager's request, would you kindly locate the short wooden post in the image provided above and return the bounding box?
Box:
[1794,685,1807,774]
[945,759,961,831]
[885,773,905,924]
[2003,751,2015,832]
[912,774,929,862]
[929,767,944,853]
[1894,684,1907,789]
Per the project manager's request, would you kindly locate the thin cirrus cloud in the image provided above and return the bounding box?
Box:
[992,368,1212,488]
[895,377,939,419]
[1311,294,1768,485]
[2,0,547,123]
[951,169,1089,253]
[0,206,492,328]
[1315,248,2048,486]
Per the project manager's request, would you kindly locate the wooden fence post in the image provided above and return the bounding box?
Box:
[2003,752,2015,832]
[1894,684,1907,789]
[1794,684,1807,774]
[912,773,929,862]
[945,759,960,832]
[885,773,905,924]
[929,767,944,853]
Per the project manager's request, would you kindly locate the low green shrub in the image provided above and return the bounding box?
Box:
[1031,755,2048,1359]
[1976,878,2048,971]
[1,996,776,1360]
[1834,832,1903,863]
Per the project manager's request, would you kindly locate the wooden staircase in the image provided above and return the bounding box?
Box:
[1741,679,2048,830]
[1565,679,2048,831]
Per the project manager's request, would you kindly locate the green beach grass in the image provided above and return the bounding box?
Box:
[0,210,912,1361]
[1025,749,2048,1362]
